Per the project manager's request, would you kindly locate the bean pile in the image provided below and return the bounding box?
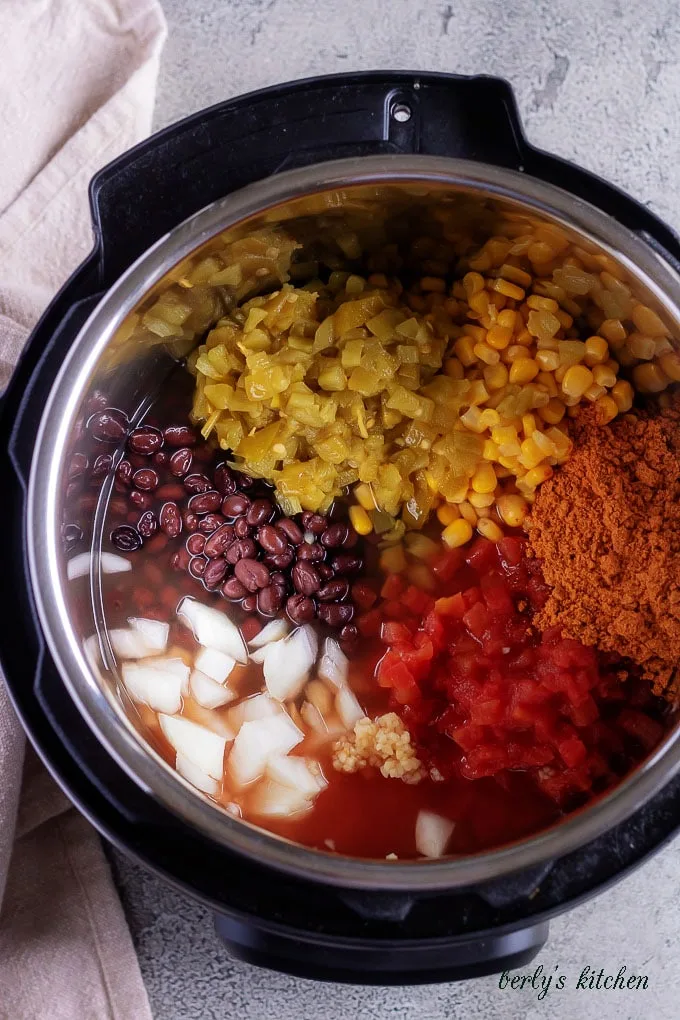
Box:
[83,408,365,651]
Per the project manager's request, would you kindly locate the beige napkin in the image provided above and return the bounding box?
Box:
[0,1,167,1017]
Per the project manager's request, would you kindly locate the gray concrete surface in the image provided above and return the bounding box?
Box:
[111,1,680,1017]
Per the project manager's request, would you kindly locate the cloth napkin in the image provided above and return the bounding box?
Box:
[0,2,167,1017]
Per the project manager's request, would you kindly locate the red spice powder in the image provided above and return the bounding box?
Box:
[527,396,680,699]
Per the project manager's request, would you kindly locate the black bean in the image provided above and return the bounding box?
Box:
[184,473,212,495]
[186,533,206,555]
[233,517,252,539]
[89,409,128,443]
[222,494,251,517]
[301,512,327,535]
[171,547,191,571]
[128,425,163,455]
[203,557,228,589]
[246,499,274,526]
[286,594,316,625]
[183,512,199,533]
[296,542,325,563]
[257,524,288,555]
[132,468,159,491]
[204,524,234,558]
[291,561,321,596]
[257,585,284,617]
[111,525,142,551]
[116,460,133,486]
[153,450,169,467]
[234,473,255,490]
[275,518,304,545]
[164,425,197,447]
[68,453,88,479]
[92,453,113,477]
[189,556,207,578]
[137,510,158,538]
[242,595,257,612]
[317,578,349,602]
[198,513,224,534]
[321,523,349,548]
[269,572,288,588]
[225,538,257,565]
[169,448,193,477]
[129,490,153,511]
[188,490,222,514]
[235,558,271,592]
[317,564,334,581]
[264,548,295,570]
[317,602,354,627]
[331,553,363,575]
[222,577,247,600]
[214,463,236,495]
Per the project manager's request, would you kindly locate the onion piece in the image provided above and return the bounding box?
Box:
[159,714,227,780]
[248,646,269,664]
[128,618,169,654]
[177,597,247,663]
[110,628,155,660]
[183,702,235,739]
[248,618,289,649]
[266,755,327,796]
[190,669,236,709]
[194,646,236,684]
[415,810,455,859]
[336,686,364,730]
[228,714,304,787]
[67,551,132,581]
[263,625,318,702]
[227,693,282,731]
[318,637,349,689]
[122,662,184,714]
[249,779,314,818]
[175,752,219,795]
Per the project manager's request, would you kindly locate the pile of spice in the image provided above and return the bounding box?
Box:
[527,394,680,699]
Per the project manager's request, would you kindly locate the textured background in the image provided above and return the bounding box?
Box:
[111,1,680,1016]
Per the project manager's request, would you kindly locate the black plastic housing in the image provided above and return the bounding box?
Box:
[1,71,679,985]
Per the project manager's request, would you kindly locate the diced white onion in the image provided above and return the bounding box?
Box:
[248,618,289,649]
[263,624,318,702]
[318,637,349,689]
[177,597,247,662]
[122,662,184,714]
[159,714,227,780]
[143,656,190,678]
[128,618,169,654]
[249,779,314,818]
[336,686,364,730]
[184,703,235,739]
[266,755,327,796]
[228,714,304,787]
[190,669,236,709]
[109,628,154,660]
[227,693,282,731]
[175,752,219,795]
[415,810,455,859]
[67,551,133,581]
[248,646,269,664]
[194,646,236,684]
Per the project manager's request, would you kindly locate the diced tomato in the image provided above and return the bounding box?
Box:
[462,601,491,640]
[380,621,413,645]
[434,592,467,618]
[382,599,411,620]
[470,698,504,726]
[497,536,525,567]
[402,584,435,615]
[352,582,378,611]
[465,537,498,573]
[557,734,588,768]
[357,608,382,637]
[380,573,406,600]
[432,547,465,582]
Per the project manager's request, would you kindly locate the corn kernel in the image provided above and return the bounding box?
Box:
[463,271,485,296]
[584,336,609,365]
[562,364,594,399]
[496,494,529,528]
[454,335,477,367]
[437,503,460,526]
[442,518,474,548]
[354,483,376,511]
[535,349,560,372]
[477,518,504,542]
[444,357,464,380]
[483,363,509,390]
[595,395,618,424]
[471,462,497,494]
[469,490,495,508]
[483,439,500,461]
[610,379,634,412]
[458,502,478,526]
[536,371,559,397]
[420,276,446,293]
[349,505,373,535]
[380,544,407,574]
[486,325,513,350]
[509,359,540,384]
[498,264,532,288]
[591,363,617,388]
[522,413,537,437]
[497,308,518,329]
[473,343,500,365]
[584,383,606,402]
[519,437,545,470]
[506,344,531,363]
[631,303,667,336]
[632,360,670,393]
[524,464,553,488]
[527,294,559,313]
[628,333,657,360]
[659,351,680,381]
[493,279,525,300]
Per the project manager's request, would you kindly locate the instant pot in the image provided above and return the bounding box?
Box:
[2,72,680,984]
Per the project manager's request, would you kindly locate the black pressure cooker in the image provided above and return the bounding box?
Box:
[1,72,679,984]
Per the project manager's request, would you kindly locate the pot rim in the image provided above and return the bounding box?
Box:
[27,154,680,891]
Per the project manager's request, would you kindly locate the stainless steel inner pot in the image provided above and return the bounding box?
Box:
[27,155,680,890]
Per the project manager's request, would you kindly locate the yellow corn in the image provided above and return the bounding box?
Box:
[524,464,553,488]
[610,379,634,412]
[349,505,373,535]
[498,264,532,288]
[522,413,537,437]
[535,349,560,372]
[469,490,495,509]
[584,336,609,365]
[437,503,460,526]
[483,363,509,390]
[509,358,540,384]
[496,494,529,528]
[631,303,667,336]
[632,361,670,393]
[454,335,477,367]
[354,483,376,511]
[442,518,474,548]
[486,325,513,350]
[493,278,525,301]
[477,518,504,542]
[458,502,478,525]
[538,398,566,424]
[592,363,617,388]
[562,364,594,399]
[471,462,497,494]
[473,343,500,365]
[659,351,680,381]
[595,395,618,423]
[527,294,559,313]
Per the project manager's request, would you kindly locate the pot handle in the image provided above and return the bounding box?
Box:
[87,72,529,284]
